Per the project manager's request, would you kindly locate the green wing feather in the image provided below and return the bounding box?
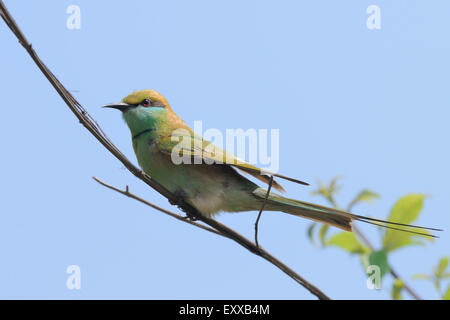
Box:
[157,130,309,192]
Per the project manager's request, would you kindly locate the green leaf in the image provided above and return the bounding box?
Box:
[329,176,342,193]
[382,194,432,252]
[347,189,380,211]
[327,232,369,254]
[368,249,390,279]
[433,279,440,292]
[444,284,450,300]
[385,237,428,253]
[360,253,370,271]
[311,176,343,206]
[391,279,404,300]
[319,224,330,247]
[307,223,317,246]
[436,257,449,278]
[387,194,426,223]
[412,273,431,280]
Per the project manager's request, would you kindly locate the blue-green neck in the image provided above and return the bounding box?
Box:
[122,106,168,137]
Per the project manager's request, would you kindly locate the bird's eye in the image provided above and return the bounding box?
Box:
[141,99,151,107]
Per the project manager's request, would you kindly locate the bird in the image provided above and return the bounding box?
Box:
[104,89,440,237]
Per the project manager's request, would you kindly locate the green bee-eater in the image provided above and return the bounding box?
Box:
[104,89,439,236]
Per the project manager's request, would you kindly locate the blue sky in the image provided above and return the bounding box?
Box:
[0,0,449,299]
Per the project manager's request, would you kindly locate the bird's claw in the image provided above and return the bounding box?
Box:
[183,212,200,221]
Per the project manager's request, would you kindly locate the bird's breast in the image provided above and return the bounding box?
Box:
[133,135,258,217]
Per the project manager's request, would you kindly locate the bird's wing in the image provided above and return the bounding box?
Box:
[157,130,309,192]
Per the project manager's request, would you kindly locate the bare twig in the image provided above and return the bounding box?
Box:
[94,177,330,299]
[0,0,330,299]
[255,175,274,248]
[93,177,225,237]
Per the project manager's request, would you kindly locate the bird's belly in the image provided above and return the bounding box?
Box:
[136,142,238,216]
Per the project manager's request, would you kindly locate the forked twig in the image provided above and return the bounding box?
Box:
[93,177,225,237]
[93,177,330,299]
[0,0,330,300]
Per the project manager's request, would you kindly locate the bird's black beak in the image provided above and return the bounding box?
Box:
[102,102,134,112]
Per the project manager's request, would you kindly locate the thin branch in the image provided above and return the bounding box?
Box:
[93,177,225,238]
[0,1,330,300]
[94,177,330,299]
[255,175,274,248]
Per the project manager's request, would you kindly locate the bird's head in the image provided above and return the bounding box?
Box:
[104,89,173,136]
[104,89,171,112]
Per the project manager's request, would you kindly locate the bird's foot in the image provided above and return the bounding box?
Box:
[182,212,200,221]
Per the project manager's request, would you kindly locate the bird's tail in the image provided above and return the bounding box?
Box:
[254,189,441,237]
